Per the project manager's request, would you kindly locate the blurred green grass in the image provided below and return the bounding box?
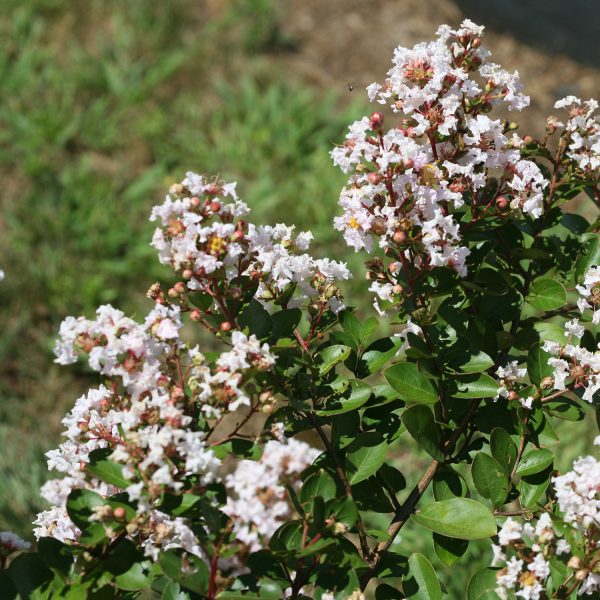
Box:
[0,1,596,596]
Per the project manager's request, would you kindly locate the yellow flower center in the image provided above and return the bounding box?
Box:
[348,216,361,230]
[420,163,440,187]
[208,236,227,255]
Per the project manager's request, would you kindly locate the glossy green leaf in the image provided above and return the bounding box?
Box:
[87,448,130,489]
[527,343,553,386]
[544,397,585,421]
[385,362,438,405]
[345,432,388,485]
[432,533,468,566]
[238,300,272,340]
[526,278,567,311]
[575,233,600,280]
[359,337,404,376]
[467,568,500,600]
[66,489,105,529]
[490,428,518,475]
[316,380,372,416]
[300,470,336,503]
[515,448,553,477]
[411,498,496,540]
[403,553,441,600]
[453,373,499,399]
[471,452,510,506]
[432,467,469,501]
[317,345,351,375]
[402,405,443,461]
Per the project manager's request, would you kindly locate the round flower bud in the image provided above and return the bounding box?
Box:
[367,172,383,185]
[523,135,534,144]
[174,282,186,294]
[182,269,194,280]
[403,158,414,169]
[541,376,554,389]
[209,200,221,213]
[393,284,403,295]
[369,217,387,236]
[220,321,233,332]
[496,197,510,211]
[471,37,481,48]
[190,196,201,208]
[392,230,407,244]
[113,507,126,520]
[508,390,518,401]
[568,556,582,570]
[168,287,179,298]
[575,569,589,582]
[190,310,203,322]
[369,111,384,130]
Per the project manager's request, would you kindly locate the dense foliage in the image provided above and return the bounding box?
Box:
[2,19,600,600]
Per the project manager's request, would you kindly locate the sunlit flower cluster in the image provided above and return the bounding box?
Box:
[495,361,533,409]
[223,438,319,552]
[553,97,600,172]
[544,267,600,402]
[494,441,600,598]
[332,20,547,312]
[151,172,350,316]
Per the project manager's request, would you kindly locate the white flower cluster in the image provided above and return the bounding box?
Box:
[494,514,568,600]
[223,438,319,552]
[150,172,350,315]
[495,361,533,409]
[36,299,279,561]
[553,97,600,172]
[188,331,276,419]
[332,19,547,311]
[494,439,600,598]
[0,531,31,556]
[553,451,600,531]
[544,267,600,402]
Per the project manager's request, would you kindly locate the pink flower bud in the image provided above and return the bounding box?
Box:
[113,507,126,520]
[190,309,202,322]
[367,172,383,185]
[182,269,194,280]
[220,321,233,332]
[369,111,384,130]
[496,197,510,211]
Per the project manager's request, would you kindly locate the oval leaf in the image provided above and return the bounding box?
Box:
[526,278,567,311]
[471,452,510,506]
[345,432,388,485]
[411,498,496,540]
[515,448,553,477]
[404,553,441,600]
[454,373,499,399]
[385,362,438,405]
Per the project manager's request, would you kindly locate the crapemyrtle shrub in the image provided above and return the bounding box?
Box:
[2,19,600,600]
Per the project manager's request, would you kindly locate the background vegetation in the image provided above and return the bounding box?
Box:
[0,1,597,596]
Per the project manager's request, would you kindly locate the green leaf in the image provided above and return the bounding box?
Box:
[432,533,468,566]
[402,405,443,461]
[360,338,404,376]
[515,448,553,477]
[454,351,495,374]
[471,452,510,506]
[66,489,105,529]
[345,432,388,485]
[526,278,567,311]
[238,300,272,340]
[213,439,263,460]
[317,345,351,376]
[467,568,501,600]
[453,373,499,399]
[411,498,496,540]
[331,497,358,527]
[87,448,130,489]
[527,343,552,386]
[490,428,517,476]
[432,467,468,501]
[115,562,152,591]
[162,582,188,600]
[575,233,600,280]
[37,537,73,575]
[403,553,441,600]
[300,470,336,503]
[518,467,552,509]
[159,550,208,594]
[316,380,371,416]
[270,308,301,341]
[544,397,585,421]
[385,362,438,405]
[339,310,363,349]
